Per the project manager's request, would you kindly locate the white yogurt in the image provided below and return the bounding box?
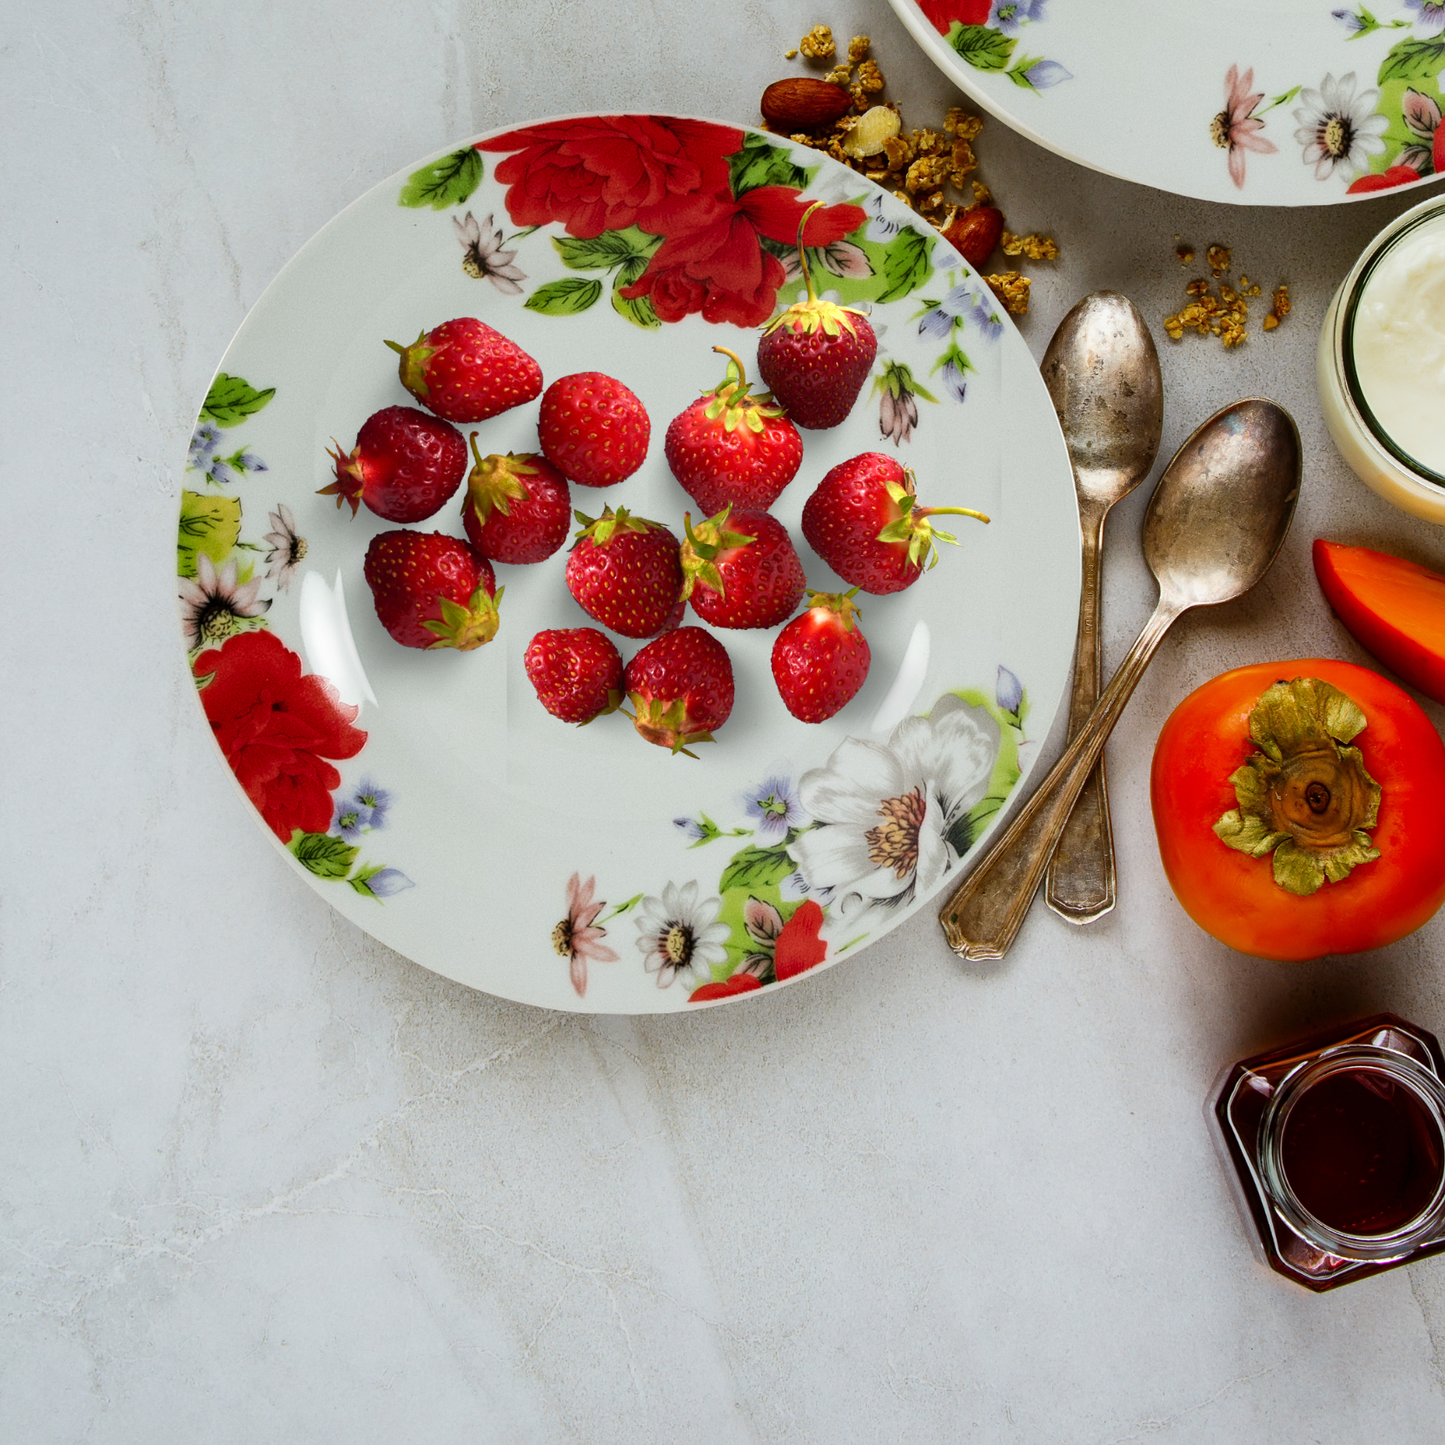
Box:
[1352,213,1445,475]
[1318,194,1445,524]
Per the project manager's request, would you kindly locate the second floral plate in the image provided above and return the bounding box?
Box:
[177,114,1079,1012]
[891,0,1445,204]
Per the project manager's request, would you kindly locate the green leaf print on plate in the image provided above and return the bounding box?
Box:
[398,148,484,210]
[200,373,275,428]
[177,489,242,578]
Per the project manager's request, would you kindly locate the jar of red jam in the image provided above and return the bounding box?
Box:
[1210,1014,1445,1290]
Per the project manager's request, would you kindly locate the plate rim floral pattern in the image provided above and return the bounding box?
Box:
[888,0,1445,206]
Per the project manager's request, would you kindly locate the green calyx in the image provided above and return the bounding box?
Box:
[874,473,990,570]
[805,588,863,631]
[466,436,535,524]
[318,440,364,516]
[385,331,436,400]
[622,693,714,759]
[571,505,661,548]
[679,505,754,601]
[760,199,870,341]
[700,347,785,434]
[422,582,504,652]
[1214,677,1382,896]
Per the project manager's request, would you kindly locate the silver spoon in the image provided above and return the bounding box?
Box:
[1041,292,1163,926]
[939,398,1301,962]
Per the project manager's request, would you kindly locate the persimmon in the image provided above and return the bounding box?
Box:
[1314,539,1445,705]
[1150,659,1445,961]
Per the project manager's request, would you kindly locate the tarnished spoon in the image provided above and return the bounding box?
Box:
[1041,292,1163,925]
[939,398,1301,962]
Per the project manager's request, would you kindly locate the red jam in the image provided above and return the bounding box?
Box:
[1280,1068,1444,1236]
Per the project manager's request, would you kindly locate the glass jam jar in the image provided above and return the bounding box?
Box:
[1209,1014,1445,1291]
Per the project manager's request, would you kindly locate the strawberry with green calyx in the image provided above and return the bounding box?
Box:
[771,590,871,723]
[363,530,502,651]
[322,405,467,522]
[681,506,806,631]
[524,627,624,724]
[565,506,684,639]
[385,317,542,425]
[802,451,989,595]
[756,201,878,430]
[621,626,735,757]
[664,346,803,514]
[460,439,571,565]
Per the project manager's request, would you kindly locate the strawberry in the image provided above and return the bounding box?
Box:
[385,317,542,424]
[460,440,571,565]
[756,202,877,430]
[664,347,803,514]
[770,590,871,723]
[622,626,734,756]
[681,507,806,631]
[801,452,989,595]
[564,506,683,639]
[321,406,467,522]
[363,530,501,651]
[538,372,650,487]
[524,627,624,724]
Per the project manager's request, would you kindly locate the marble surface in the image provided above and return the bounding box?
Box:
[5,1,1445,1438]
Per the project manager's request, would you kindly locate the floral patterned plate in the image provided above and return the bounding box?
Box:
[178,114,1079,1013]
[891,1,1445,204]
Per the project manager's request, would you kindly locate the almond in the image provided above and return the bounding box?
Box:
[761,78,853,133]
[942,205,1005,268]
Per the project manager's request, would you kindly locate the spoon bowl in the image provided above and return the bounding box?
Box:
[1144,398,1301,609]
[1043,291,1163,505]
[939,398,1302,961]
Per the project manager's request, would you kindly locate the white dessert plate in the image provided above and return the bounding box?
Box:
[889,0,1445,205]
[176,113,1078,1013]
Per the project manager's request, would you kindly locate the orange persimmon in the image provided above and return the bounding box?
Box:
[1314,539,1445,705]
[1151,659,1445,961]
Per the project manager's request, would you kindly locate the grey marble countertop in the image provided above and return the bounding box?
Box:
[6,2,1445,1439]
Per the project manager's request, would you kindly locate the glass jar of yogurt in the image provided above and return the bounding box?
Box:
[1318,192,1445,524]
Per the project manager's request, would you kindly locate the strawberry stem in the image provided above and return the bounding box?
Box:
[916,505,991,525]
[795,200,826,305]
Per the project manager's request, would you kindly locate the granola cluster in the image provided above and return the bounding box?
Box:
[766,28,1058,314]
[1164,243,1288,347]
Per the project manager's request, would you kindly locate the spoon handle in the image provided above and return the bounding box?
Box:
[1046,498,1116,924]
[939,597,1183,960]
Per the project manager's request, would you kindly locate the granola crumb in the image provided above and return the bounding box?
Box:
[1176,243,1195,265]
[824,63,853,85]
[1002,231,1060,261]
[1206,243,1231,276]
[799,24,835,60]
[1265,282,1291,331]
[986,272,1031,314]
[784,48,798,59]
[848,34,871,62]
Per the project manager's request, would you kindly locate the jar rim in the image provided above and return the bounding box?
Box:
[1257,1044,1445,1263]
[1336,192,1445,491]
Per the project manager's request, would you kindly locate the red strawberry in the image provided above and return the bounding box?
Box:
[665,347,803,513]
[801,452,989,595]
[564,507,683,639]
[681,507,806,631]
[771,590,871,722]
[756,202,877,430]
[363,530,501,651]
[524,627,624,724]
[460,440,571,565]
[321,406,467,522]
[385,317,542,424]
[538,372,650,487]
[622,626,734,756]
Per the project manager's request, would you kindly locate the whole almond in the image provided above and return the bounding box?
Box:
[942,205,1005,268]
[761,78,854,132]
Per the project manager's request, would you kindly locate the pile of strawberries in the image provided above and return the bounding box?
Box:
[323,220,987,756]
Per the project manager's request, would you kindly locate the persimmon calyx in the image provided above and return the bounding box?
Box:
[1213,677,1382,896]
